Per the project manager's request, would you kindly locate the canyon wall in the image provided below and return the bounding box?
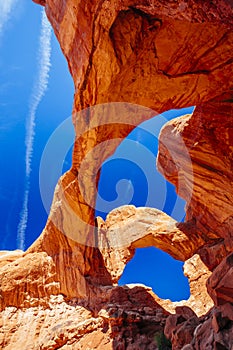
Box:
[0,0,233,348]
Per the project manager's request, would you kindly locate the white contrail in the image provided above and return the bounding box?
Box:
[0,1,18,38]
[17,9,52,250]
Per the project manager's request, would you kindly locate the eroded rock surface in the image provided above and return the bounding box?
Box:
[157,101,233,270]
[0,0,233,348]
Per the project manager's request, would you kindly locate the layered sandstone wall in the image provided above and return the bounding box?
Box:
[0,0,233,348]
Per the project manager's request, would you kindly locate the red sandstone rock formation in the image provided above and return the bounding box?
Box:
[0,0,233,348]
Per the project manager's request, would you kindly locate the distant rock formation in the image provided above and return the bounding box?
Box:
[0,0,233,348]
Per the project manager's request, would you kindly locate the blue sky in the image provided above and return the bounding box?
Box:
[0,1,74,250]
[0,1,194,301]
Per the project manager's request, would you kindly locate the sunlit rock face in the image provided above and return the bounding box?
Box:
[158,101,233,271]
[0,0,233,348]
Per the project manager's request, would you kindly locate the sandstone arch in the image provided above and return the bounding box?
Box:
[1,1,233,348]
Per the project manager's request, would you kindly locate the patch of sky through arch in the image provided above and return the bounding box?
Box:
[95,106,195,301]
[96,107,194,220]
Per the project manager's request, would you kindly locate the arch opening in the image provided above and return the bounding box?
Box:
[118,247,190,302]
[95,106,195,220]
[96,106,194,301]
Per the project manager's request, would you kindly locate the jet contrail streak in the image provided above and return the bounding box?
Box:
[17,9,52,250]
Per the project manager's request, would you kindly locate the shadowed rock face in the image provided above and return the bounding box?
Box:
[0,0,233,348]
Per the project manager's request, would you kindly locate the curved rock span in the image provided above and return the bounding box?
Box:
[1,0,233,349]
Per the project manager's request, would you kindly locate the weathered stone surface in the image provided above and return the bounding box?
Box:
[175,306,197,320]
[165,306,233,350]
[0,287,169,350]
[1,0,233,348]
[20,0,233,307]
[219,303,233,322]
[157,102,233,270]
[207,252,233,306]
[0,206,212,316]
[101,205,206,261]
[0,250,23,269]
[28,0,233,300]
[0,209,215,349]
[182,254,213,316]
[164,314,185,340]
[172,316,199,350]
[192,308,233,350]
[0,252,59,311]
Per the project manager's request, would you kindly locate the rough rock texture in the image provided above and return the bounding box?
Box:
[0,245,212,350]
[27,0,233,303]
[164,304,233,350]
[0,206,212,314]
[0,288,169,350]
[0,0,233,348]
[157,102,233,270]
[207,252,233,306]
